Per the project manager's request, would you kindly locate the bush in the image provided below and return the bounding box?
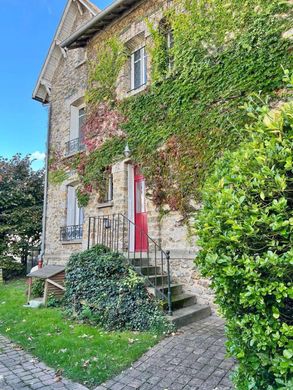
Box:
[64,245,172,333]
[31,279,45,298]
[0,256,25,280]
[196,101,293,389]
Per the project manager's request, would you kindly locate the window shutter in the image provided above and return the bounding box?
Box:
[70,106,79,140]
[66,186,76,226]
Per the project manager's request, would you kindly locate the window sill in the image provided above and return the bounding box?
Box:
[75,59,87,69]
[97,201,114,209]
[63,149,85,159]
[61,240,82,245]
[126,83,147,97]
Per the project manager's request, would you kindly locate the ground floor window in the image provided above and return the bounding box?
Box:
[60,186,84,241]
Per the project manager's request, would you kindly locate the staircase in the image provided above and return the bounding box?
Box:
[88,214,211,328]
[131,255,211,328]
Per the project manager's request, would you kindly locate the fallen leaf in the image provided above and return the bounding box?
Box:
[82,360,90,368]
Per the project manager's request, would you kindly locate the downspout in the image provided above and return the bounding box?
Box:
[40,103,51,266]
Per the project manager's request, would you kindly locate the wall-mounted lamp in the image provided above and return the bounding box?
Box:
[124,143,131,158]
[103,218,111,229]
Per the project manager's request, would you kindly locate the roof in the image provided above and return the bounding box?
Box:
[32,0,100,103]
[61,0,141,50]
[27,265,65,279]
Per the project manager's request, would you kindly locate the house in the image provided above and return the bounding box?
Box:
[33,0,213,324]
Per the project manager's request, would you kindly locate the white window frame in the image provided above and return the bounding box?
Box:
[167,30,174,71]
[131,47,147,91]
[105,173,114,202]
[70,102,86,142]
[66,186,84,227]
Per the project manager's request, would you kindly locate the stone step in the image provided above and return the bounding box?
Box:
[135,265,161,276]
[163,293,197,311]
[168,304,212,328]
[131,257,150,267]
[148,274,168,286]
[148,283,183,297]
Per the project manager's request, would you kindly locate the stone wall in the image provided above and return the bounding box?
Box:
[44,0,214,306]
[44,7,93,265]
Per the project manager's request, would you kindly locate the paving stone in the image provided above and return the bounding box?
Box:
[0,336,88,390]
[1,316,235,390]
[95,316,235,390]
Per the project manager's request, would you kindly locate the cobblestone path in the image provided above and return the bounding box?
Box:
[0,316,235,390]
[95,316,235,390]
[0,335,86,390]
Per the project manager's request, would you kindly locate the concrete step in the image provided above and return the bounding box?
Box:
[135,265,161,276]
[163,293,197,311]
[148,274,168,286]
[148,283,183,298]
[131,257,150,267]
[168,304,211,328]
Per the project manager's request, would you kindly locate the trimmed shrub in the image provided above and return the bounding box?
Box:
[196,101,293,389]
[64,245,172,332]
[0,257,25,280]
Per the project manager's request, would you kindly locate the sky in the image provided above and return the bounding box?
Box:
[0,0,111,170]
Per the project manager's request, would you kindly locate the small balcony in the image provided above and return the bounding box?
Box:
[60,225,83,242]
[65,137,85,156]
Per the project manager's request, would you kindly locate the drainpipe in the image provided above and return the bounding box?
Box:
[39,103,51,266]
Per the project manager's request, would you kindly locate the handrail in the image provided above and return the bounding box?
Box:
[87,213,172,315]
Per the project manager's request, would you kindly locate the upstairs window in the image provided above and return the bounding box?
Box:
[158,18,175,73]
[131,47,147,90]
[78,107,86,132]
[67,103,86,155]
[167,30,174,70]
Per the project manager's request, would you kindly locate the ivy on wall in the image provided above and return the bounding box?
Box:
[49,0,293,215]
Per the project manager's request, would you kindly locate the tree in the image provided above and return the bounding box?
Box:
[0,154,44,266]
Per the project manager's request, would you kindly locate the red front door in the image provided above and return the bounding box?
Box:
[134,167,148,252]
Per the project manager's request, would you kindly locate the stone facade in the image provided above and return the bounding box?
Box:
[41,0,214,307]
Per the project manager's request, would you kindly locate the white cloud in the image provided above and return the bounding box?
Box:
[30,151,46,162]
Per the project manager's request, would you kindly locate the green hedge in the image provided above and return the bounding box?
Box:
[196,102,293,389]
[0,257,25,280]
[64,245,172,333]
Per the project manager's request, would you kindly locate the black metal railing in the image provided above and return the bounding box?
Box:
[87,214,172,315]
[60,225,83,241]
[65,137,85,156]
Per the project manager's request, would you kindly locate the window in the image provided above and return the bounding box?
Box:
[105,173,114,202]
[60,186,84,241]
[99,172,114,203]
[131,47,147,90]
[78,107,86,132]
[158,18,174,72]
[66,186,84,227]
[167,30,174,70]
[66,103,86,155]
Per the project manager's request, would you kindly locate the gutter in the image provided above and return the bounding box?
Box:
[40,103,51,265]
[61,0,140,49]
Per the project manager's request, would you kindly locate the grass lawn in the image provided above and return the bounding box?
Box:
[0,279,161,388]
